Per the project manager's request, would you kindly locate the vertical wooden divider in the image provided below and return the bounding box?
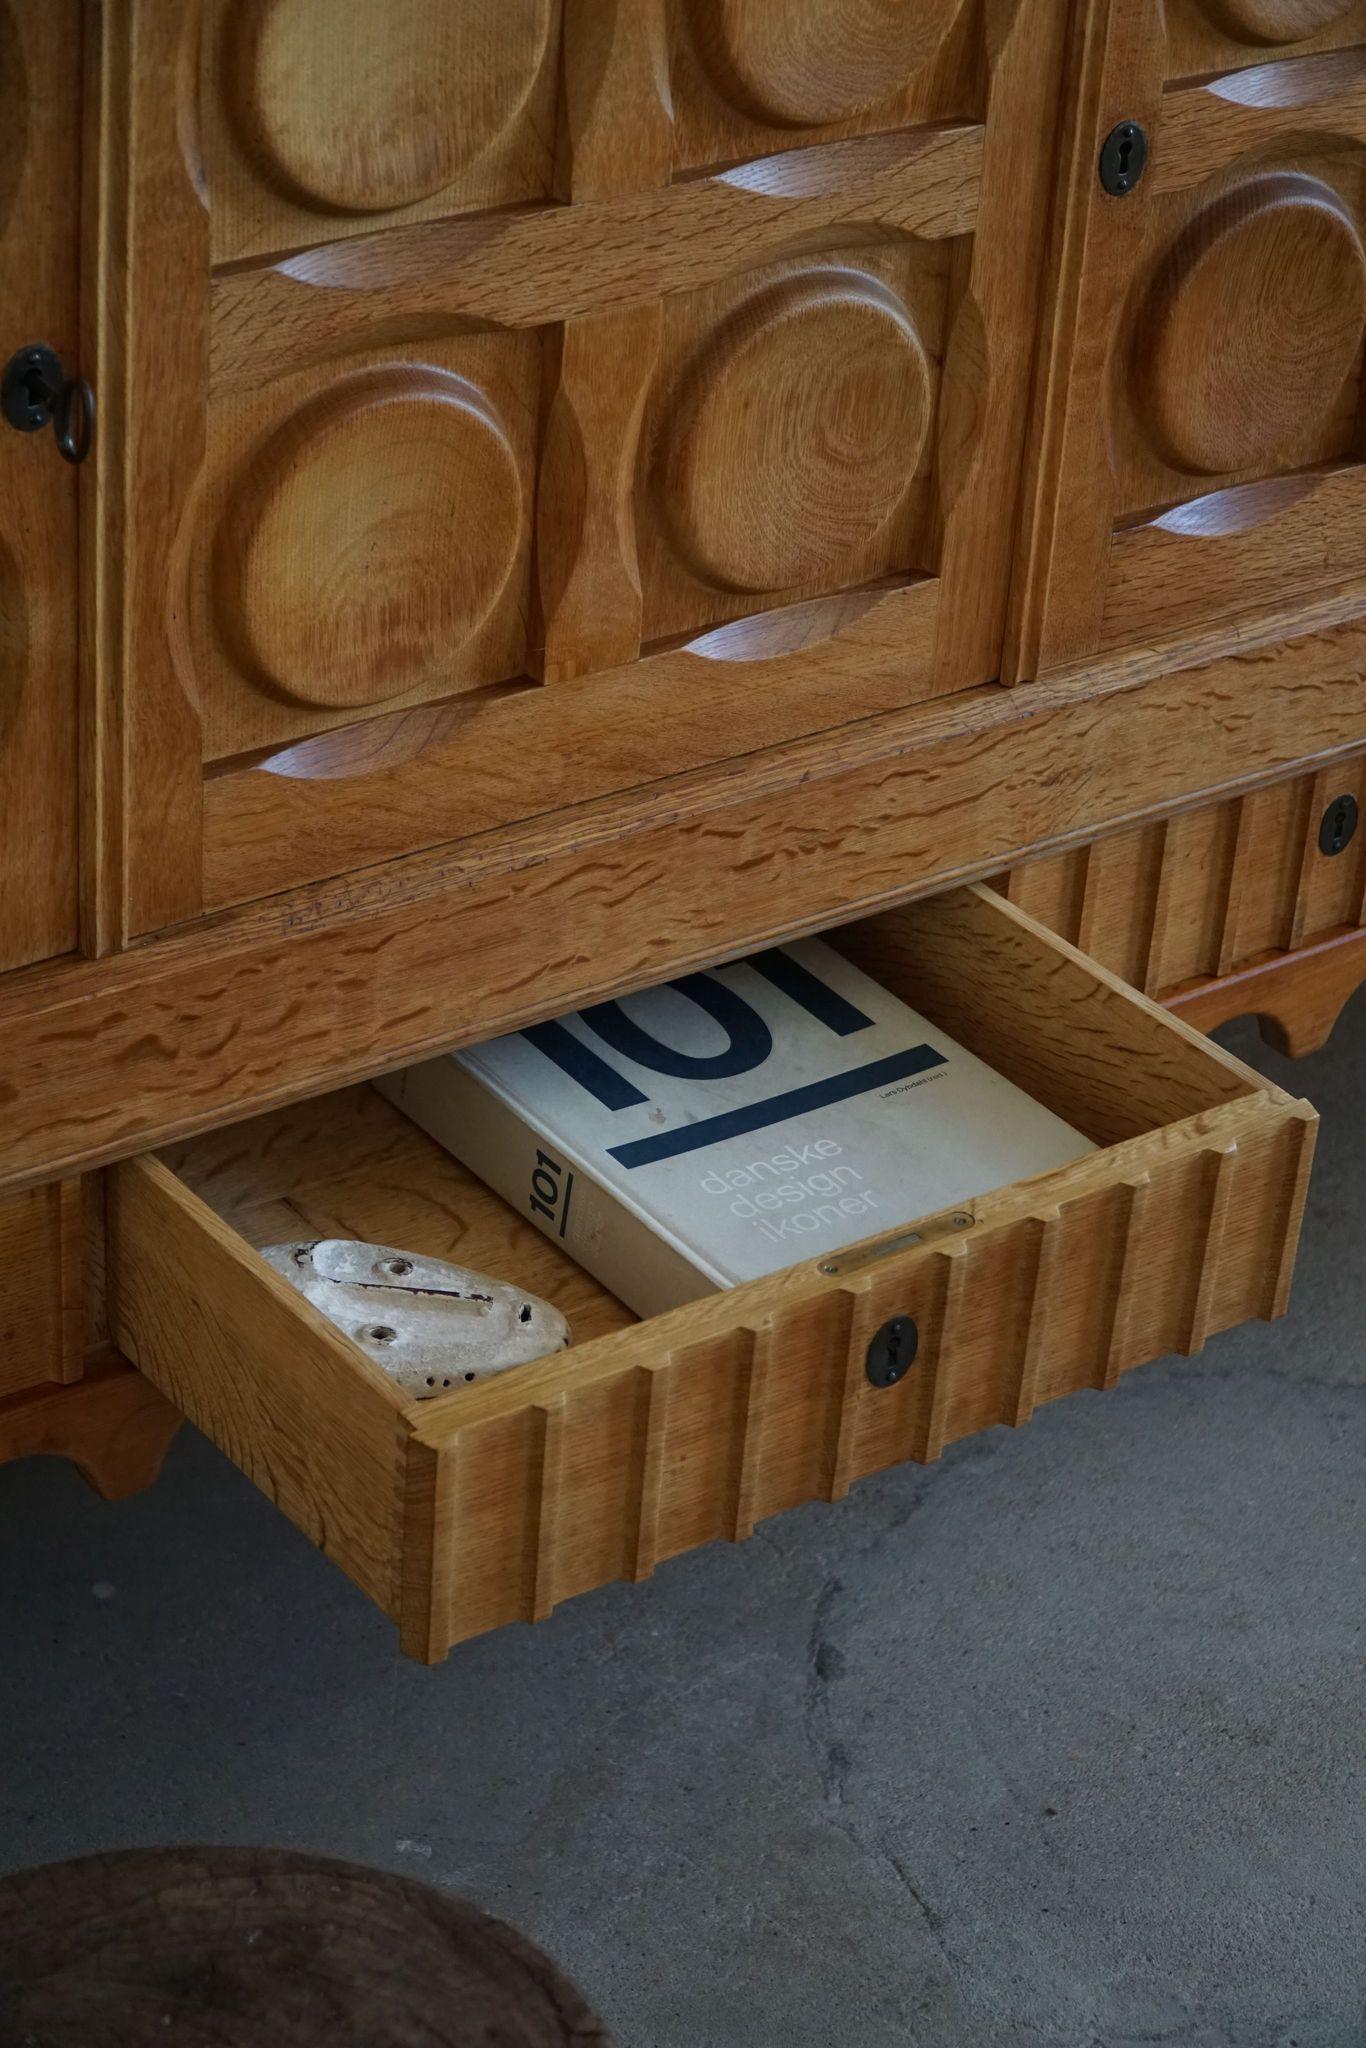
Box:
[535,303,663,683]
[83,0,208,947]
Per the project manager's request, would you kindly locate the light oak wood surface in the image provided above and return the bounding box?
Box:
[106,887,1314,1661]
[81,0,1065,932]
[1009,0,1366,676]
[0,1354,181,1501]
[0,0,80,970]
[1168,926,1366,1055]
[6,725,1361,1504]
[1002,744,1366,993]
[1003,746,1366,1052]
[1169,0,1366,68]
[2,593,1366,1198]
[5,0,1366,1606]
[10,739,1359,1504]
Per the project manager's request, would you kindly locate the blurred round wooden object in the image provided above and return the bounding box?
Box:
[0,1847,614,2046]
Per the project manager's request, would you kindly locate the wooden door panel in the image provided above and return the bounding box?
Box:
[202,0,562,263]
[1010,3,1366,677]
[204,0,979,263]
[199,333,541,756]
[0,0,80,970]
[1165,0,1366,72]
[669,0,977,164]
[97,0,1065,932]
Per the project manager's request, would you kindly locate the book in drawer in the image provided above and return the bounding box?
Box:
[107,888,1315,1663]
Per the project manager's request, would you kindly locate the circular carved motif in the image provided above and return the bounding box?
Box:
[1133,173,1366,477]
[689,0,957,128]
[1200,0,1356,44]
[656,271,929,594]
[224,0,554,214]
[216,370,523,711]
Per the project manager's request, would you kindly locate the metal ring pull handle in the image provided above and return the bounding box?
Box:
[52,375,94,465]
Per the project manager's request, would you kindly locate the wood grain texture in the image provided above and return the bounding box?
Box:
[0,1354,181,1498]
[653,270,930,596]
[111,0,1060,920]
[111,886,1314,1659]
[1156,50,1366,195]
[686,0,962,127]
[1133,176,1365,477]
[96,0,1074,920]
[204,568,1366,911]
[0,1180,85,1398]
[535,302,662,683]
[0,0,80,969]
[1100,468,1366,652]
[406,1083,1308,1662]
[556,0,673,200]
[1166,0,1366,74]
[204,577,939,903]
[668,0,980,173]
[1203,0,1358,42]
[0,1848,613,2044]
[200,329,540,758]
[222,0,557,216]
[201,154,965,774]
[1005,756,1366,980]
[205,232,950,762]
[216,366,526,711]
[204,0,559,263]
[84,0,207,943]
[1005,0,1167,678]
[1007,0,1366,675]
[1167,925,1366,1054]
[4,595,1366,1196]
[209,125,984,391]
[833,885,1262,1146]
[1108,155,1363,530]
[930,0,1071,690]
[109,1154,410,1610]
[635,243,941,649]
[1001,741,1366,1050]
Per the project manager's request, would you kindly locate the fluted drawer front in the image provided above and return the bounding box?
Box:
[106,886,1316,1664]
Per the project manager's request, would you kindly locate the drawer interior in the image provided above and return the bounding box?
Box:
[111,887,1315,1660]
[163,1082,637,1358]
[164,884,1265,1295]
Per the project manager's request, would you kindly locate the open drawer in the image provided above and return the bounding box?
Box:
[106,887,1316,1663]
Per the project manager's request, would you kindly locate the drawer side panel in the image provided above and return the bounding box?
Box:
[109,1157,409,1614]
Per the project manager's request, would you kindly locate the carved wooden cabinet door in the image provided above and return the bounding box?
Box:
[1010,0,1366,677]
[0,0,81,970]
[91,0,1066,937]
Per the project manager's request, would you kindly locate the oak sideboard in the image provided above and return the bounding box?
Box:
[2,0,1364,1660]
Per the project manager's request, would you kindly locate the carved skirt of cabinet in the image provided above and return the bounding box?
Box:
[1001,748,1366,1054]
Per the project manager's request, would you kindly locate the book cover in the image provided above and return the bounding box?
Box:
[376,938,1096,1318]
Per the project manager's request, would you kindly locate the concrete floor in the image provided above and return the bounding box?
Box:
[2,1001,1364,2048]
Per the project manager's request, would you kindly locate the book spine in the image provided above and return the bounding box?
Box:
[376,1060,713,1318]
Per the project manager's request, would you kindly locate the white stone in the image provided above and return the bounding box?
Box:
[260,1239,571,1397]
